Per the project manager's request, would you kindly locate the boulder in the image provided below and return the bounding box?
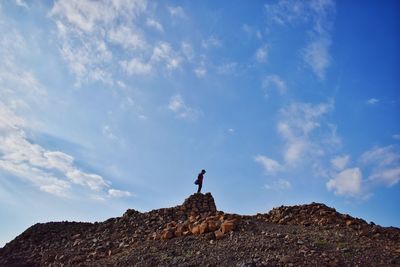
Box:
[199,222,208,235]
[221,220,235,234]
[214,229,224,240]
[191,225,201,235]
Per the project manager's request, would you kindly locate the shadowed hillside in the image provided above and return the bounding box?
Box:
[1,193,399,266]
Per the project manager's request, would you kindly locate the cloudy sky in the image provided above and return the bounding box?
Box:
[0,0,399,246]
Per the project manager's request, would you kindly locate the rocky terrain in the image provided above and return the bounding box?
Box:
[1,192,399,266]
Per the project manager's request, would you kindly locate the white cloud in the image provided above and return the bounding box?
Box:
[58,37,113,85]
[277,101,334,164]
[168,94,199,120]
[120,58,152,75]
[108,188,132,198]
[146,18,163,32]
[0,103,132,198]
[151,42,182,70]
[0,31,46,112]
[265,179,292,190]
[217,62,237,75]
[66,170,109,191]
[202,36,222,49]
[361,145,400,186]
[265,0,308,26]
[361,145,400,168]
[262,74,287,96]
[254,155,282,174]
[181,42,194,61]
[303,37,331,79]
[194,65,207,77]
[331,155,350,170]
[50,0,189,84]
[168,95,184,112]
[256,45,268,62]
[168,5,186,18]
[108,25,146,50]
[15,0,29,9]
[50,0,147,33]
[366,98,379,105]
[393,134,400,140]
[242,24,262,39]
[326,168,363,197]
[102,125,117,140]
[265,0,335,80]
[50,0,149,85]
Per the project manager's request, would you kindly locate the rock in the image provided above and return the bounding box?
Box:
[214,229,224,240]
[207,220,218,232]
[221,220,235,234]
[280,255,292,264]
[199,222,208,235]
[162,229,174,240]
[71,234,81,240]
[191,225,201,236]
[1,193,399,267]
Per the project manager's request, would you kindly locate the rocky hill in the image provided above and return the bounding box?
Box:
[0,193,399,266]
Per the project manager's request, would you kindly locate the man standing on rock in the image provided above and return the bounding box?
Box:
[195,169,206,193]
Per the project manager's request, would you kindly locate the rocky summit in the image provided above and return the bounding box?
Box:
[1,193,399,266]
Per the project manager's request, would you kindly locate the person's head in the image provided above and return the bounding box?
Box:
[201,169,206,174]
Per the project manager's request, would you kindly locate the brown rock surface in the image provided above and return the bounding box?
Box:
[0,193,399,266]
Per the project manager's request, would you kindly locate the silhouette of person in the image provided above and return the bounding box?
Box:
[196,169,206,193]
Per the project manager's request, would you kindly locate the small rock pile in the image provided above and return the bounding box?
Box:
[181,192,217,215]
[265,202,368,228]
[123,192,217,224]
[152,213,239,240]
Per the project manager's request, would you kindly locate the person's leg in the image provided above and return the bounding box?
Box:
[197,183,202,193]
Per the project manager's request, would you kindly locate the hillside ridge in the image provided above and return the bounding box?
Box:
[1,193,399,266]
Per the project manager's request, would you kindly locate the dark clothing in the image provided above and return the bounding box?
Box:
[197,182,202,193]
[197,173,204,184]
[197,172,204,193]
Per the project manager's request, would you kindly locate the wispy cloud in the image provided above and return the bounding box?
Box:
[202,36,222,49]
[168,94,199,120]
[151,42,182,70]
[194,66,207,77]
[242,24,262,39]
[265,179,292,191]
[278,101,334,164]
[262,74,287,96]
[49,0,184,86]
[326,145,400,199]
[15,0,29,9]
[326,167,363,197]
[146,18,163,32]
[255,44,268,63]
[181,42,194,61]
[331,154,350,170]
[366,98,379,105]
[265,0,335,80]
[120,58,152,75]
[107,188,133,198]
[0,103,132,198]
[254,155,282,174]
[302,37,331,80]
[108,25,146,50]
[168,5,186,18]
[217,62,237,75]
[361,145,400,187]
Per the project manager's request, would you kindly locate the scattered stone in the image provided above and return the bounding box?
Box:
[0,193,398,267]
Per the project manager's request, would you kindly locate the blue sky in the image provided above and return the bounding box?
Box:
[0,0,399,246]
